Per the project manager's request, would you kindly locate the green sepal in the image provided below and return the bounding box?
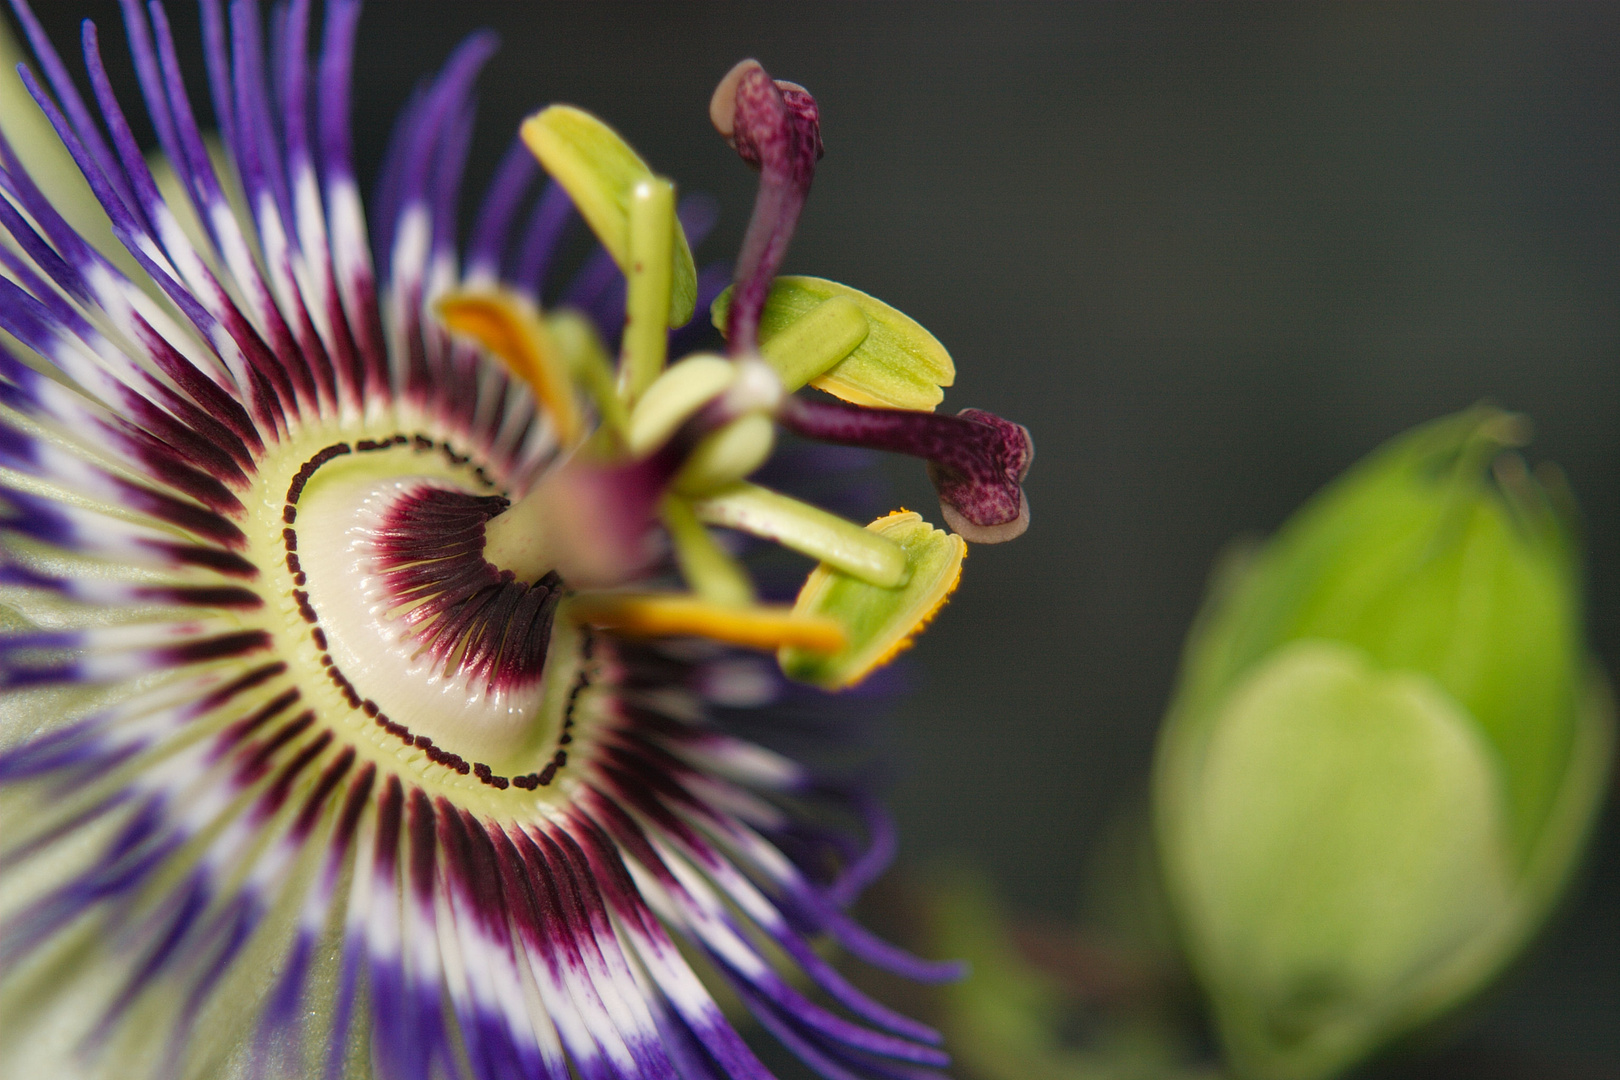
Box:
[713,276,954,411]
[1152,405,1615,1080]
[779,511,964,689]
[1166,406,1583,863]
[521,105,697,325]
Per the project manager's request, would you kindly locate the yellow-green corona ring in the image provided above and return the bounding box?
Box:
[0,5,1034,1079]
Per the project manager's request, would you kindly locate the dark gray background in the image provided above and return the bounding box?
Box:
[22,2,1617,1077]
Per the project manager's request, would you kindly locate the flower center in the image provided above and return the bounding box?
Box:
[257,422,582,782]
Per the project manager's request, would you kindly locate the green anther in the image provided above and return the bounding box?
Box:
[521,105,697,325]
[662,495,755,607]
[621,178,677,402]
[713,276,954,411]
[780,511,966,689]
[756,295,869,391]
[674,414,775,494]
[627,355,735,455]
[693,482,908,588]
[546,309,629,441]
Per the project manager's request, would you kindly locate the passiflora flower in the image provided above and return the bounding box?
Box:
[0,3,1034,1079]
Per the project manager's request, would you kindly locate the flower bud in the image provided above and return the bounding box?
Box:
[1153,406,1613,1080]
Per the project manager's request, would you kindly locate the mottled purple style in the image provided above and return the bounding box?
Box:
[0,4,954,1080]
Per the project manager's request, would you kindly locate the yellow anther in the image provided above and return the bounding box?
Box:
[780,510,966,689]
[521,105,698,325]
[568,592,845,654]
[438,288,584,446]
[713,276,954,411]
[757,294,869,392]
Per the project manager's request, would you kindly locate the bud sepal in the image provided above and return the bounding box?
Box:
[1153,406,1614,1080]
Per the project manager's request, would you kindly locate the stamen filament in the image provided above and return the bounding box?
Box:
[547,308,631,440]
[568,591,845,653]
[693,481,909,588]
[627,354,735,455]
[661,494,756,607]
[673,413,775,494]
[620,177,676,403]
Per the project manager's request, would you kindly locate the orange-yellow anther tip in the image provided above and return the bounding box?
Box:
[438,289,583,445]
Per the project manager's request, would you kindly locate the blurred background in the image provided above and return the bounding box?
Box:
[26,2,1617,1077]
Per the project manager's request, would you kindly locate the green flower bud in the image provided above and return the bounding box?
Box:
[1153,406,1614,1080]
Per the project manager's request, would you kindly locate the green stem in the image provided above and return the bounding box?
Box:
[547,308,630,443]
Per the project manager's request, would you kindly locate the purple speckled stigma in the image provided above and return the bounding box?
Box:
[0,4,960,1080]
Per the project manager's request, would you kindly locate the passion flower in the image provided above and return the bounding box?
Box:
[0,3,1033,1078]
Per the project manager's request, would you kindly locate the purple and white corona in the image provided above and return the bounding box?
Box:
[0,3,1032,1078]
